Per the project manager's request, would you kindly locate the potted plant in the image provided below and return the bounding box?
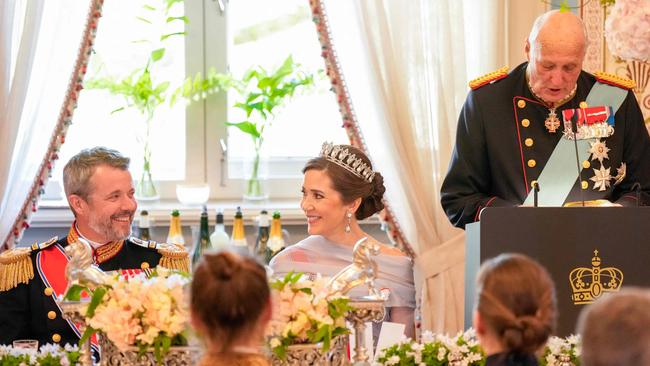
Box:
[85,1,229,200]
[226,56,314,200]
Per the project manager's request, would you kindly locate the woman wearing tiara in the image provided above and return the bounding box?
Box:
[270,142,416,337]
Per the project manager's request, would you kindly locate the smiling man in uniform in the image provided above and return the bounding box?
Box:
[0,147,188,347]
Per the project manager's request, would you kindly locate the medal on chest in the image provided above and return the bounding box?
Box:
[545,108,561,133]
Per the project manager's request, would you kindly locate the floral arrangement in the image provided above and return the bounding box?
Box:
[266,272,351,359]
[67,268,191,363]
[0,344,81,366]
[375,328,484,366]
[540,334,581,366]
[604,0,650,62]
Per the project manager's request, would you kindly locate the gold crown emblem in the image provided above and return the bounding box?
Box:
[569,249,623,305]
[320,142,376,183]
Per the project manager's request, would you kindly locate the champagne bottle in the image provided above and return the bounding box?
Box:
[268,210,285,259]
[230,206,248,251]
[138,210,151,241]
[255,210,270,262]
[192,206,212,268]
[209,209,230,251]
[166,209,185,246]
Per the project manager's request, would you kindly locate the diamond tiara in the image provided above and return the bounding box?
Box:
[319,142,376,183]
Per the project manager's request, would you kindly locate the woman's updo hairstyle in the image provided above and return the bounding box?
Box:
[303,144,385,220]
[475,253,557,354]
[191,251,270,351]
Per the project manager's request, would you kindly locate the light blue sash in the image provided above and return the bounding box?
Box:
[522,82,628,206]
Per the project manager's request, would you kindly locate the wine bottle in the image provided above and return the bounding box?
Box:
[166,209,185,246]
[230,206,248,252]
[192,206,212,268]
[209,209,230,251]
[138,210,151,241]
[255,210,270,262]
[268,210,285,259]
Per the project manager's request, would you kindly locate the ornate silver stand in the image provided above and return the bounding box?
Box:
[270,335,348,366]
[99,336,201,366]
[58,300,93,366]
[346,298,385,366]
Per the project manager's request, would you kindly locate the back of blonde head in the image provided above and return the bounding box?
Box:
[476,253,557,354]
[578,288,650,366]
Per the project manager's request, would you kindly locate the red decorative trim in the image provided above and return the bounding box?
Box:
[309,0,414,258]
[512,96,544,195]
[474,196,498,222]
[2,0,105,250]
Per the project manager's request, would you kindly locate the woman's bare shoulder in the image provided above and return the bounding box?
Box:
[373,239,408,257]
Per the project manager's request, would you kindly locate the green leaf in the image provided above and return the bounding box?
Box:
[85,286,107,318]
[63,284,86,301]
[151,48,166,62]
[78,325,97,345]
[136,16,152,24]
[225,121,260,138]
[160,32,186,41]
[298,287,312,295]
[166,16,189,24]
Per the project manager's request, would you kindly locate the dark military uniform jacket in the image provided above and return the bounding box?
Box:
[441,62,650,228]
[0,227,188,347]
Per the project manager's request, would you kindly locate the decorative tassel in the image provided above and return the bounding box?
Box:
[0,248,34,291]
[157,245,189,273]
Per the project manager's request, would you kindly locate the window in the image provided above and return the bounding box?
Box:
[46,0,347,202]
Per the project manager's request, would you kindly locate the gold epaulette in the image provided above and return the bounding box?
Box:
[157,243,190,273]
[0,237,57,291]
[469,66,509,90]
[594,71,636,90]
[129,237,190,272]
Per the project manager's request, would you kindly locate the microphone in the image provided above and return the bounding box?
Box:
[571,112,586,207]
[533,181,540,207]
[632,182,641,207]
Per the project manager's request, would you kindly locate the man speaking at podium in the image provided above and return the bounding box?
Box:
[441,10,650,229]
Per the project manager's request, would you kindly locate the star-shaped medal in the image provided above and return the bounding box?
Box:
[589,140,610,163]
[614,162,626,185]
[590,166,612,191]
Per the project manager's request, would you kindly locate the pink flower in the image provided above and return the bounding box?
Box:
[605,0,650,61]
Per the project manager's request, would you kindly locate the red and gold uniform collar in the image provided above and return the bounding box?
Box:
[67,224,124,264]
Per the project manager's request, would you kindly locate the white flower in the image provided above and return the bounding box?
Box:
[605,0,650,61]
[269,337,281,348]
[386,355,400,366]
[437,346,447,361]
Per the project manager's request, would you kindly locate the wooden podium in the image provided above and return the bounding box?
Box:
[464,207,650,336]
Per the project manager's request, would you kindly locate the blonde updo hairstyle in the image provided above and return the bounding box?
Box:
[191,251,270,352]
[303,144,385,220]
[475,253,557,354]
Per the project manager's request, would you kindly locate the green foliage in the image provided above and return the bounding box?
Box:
[0,346,81,366]
[62,284,86,301]
[84,0,230,195]
[375,329,485,366]
[226,55,314,149]
[268,272,350,360]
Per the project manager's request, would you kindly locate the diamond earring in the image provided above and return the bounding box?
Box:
[345,211,352,233]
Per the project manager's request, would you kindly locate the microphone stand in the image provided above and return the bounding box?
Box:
[571,113,586,207]
[632,182,641,207]
[533,181,540,208]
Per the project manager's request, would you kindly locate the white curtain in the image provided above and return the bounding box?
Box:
[0,0,92,248]
[323,0,545,333]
